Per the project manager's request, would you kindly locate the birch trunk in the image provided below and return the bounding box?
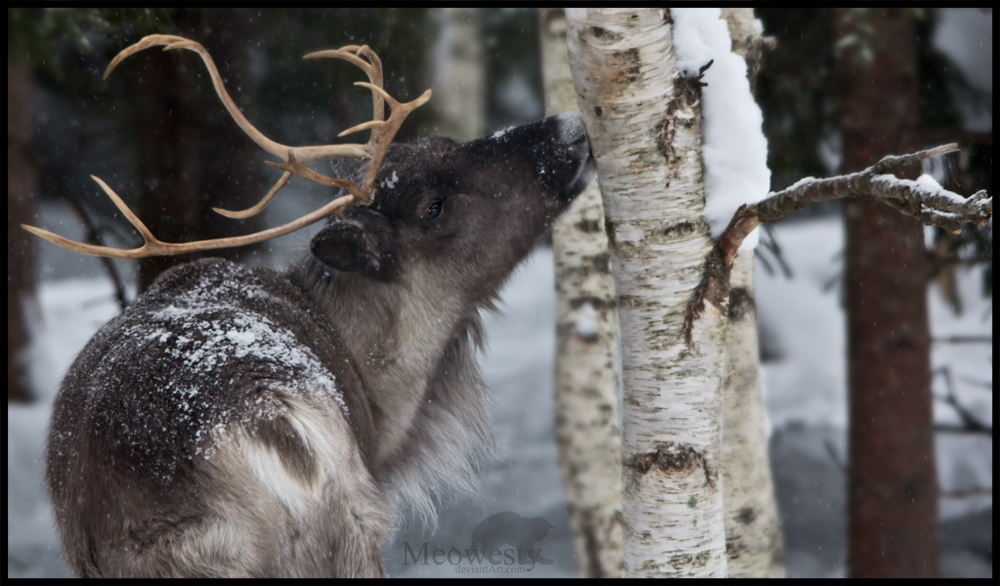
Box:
[432,8,486,142]
[719,251,785,577]
[718,8,785,578]
[539,8,623,578]
[567,8,728,577]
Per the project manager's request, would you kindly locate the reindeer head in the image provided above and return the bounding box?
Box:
[311,113,594,302]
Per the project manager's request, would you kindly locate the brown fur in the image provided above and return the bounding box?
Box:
[46,113,595,577]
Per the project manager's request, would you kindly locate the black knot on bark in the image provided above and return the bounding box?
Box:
[630,442,714,488]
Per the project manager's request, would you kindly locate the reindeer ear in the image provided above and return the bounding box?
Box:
[310,220,382,276]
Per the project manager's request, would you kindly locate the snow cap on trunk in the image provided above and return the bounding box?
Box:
[672,8,771,249]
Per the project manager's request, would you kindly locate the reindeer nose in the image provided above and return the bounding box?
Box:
[551,111,596,199]
[555,111,588,146]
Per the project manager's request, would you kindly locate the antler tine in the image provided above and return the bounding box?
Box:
[217,44,389,219]
[109,34,367,220]
[305,45,385,139]
[232,45,430,210]
[213,171,292,219]
[354,88,433,205]
[265,151,367,201]
[106,35,370,166]
[22,176,358,259]
[107,35,294,162]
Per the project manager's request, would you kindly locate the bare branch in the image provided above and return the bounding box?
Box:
[940,487,993,498]
[869,143,961,174]
[718,143,992,267]
[823,440,847,473]
[932,367,993,436]
[61,187,130,309]
[935,424,992,436]
[933,336,992,344]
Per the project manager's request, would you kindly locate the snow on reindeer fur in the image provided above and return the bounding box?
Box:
[49,259,349,482]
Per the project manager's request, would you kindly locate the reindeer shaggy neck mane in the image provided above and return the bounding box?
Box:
[288,254,493,521]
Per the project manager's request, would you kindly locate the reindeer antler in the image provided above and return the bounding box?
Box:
[22,34,431,259]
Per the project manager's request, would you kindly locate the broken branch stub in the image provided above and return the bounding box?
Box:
[22,34,431,259]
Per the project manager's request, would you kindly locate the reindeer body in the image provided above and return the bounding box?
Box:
[49,260,386,577]
[46,113,595,577]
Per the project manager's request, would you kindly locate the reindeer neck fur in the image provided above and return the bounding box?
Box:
[288,255,493,518]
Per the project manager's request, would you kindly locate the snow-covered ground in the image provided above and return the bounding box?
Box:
[757,219,992,578]
[7,215,992,578]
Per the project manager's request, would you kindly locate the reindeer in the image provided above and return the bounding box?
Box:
[27,35,595,577]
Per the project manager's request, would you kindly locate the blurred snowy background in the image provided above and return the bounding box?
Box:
[8,7,991,579]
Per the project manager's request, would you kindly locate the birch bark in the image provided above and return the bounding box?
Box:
[719,251,785,577]
[717,8,785,578]
[539,8,623,578]
[432,7,486,142]
[567,8,727,577]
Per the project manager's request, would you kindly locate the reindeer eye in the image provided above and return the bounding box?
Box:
[426,200,443,219]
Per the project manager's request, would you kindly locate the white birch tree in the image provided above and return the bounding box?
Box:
[567,9,728,577]
[431,7,486,142]
[539,7,623,578]
[567,7,989,578]
[717,8,785,578]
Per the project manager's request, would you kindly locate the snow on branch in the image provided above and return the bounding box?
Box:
[718,143,993,267]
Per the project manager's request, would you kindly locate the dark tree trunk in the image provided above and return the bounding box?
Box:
[190,9,264,259]
[8,62,37,403]
[135,9,263,292]
[134,11,204,293]
[835,8,939,578]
